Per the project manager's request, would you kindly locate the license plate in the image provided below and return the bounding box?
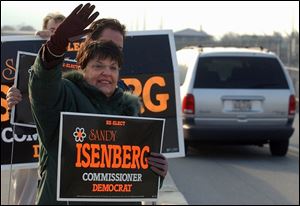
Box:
[233,100,251,112]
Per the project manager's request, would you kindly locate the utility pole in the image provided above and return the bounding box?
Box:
[135,17,139,31]
[159,16,163,30]
[143,9,147,30]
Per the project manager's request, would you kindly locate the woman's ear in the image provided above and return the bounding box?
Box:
[80,68,85,74]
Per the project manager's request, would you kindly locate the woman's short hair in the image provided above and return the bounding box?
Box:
[76,40,123,70]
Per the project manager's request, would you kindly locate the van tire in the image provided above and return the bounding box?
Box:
[269,140,289,156]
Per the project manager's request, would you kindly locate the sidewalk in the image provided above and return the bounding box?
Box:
[1,170,188,205]
[157,172,188,205]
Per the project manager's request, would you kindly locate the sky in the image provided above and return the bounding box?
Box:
[1,1,299,38]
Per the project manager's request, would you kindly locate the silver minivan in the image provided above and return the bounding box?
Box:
[177,47,296,156]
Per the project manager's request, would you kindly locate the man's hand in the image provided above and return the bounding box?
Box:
[47,3,99,56]
[148,152,168,178]
[6,87,22,110]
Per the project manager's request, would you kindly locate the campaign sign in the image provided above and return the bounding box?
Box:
[1,36,45,169]
[1,36,81,169]
[57,112,165,202]
[121,31,184,157]
[10,51,37,128]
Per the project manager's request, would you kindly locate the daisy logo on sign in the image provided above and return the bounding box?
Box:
[73,127,86,143]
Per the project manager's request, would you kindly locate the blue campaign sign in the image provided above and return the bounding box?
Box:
[1,31,185,169]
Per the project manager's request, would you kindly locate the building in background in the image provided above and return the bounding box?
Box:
[174,28,214,50]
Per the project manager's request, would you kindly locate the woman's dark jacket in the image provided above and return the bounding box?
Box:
[29,53,141,205]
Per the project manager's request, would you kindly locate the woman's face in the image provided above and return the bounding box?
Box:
[83,57,119,97]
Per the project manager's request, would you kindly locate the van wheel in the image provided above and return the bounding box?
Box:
[269,140,289,156]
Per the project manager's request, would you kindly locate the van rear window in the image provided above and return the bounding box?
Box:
[194,57,289,89]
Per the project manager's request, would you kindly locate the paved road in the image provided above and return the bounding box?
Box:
[290,114,299,150]
[169,114,299,205]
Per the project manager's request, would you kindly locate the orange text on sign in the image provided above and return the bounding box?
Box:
[92,183,133,193]
[1,84,10,122]
[75,144,149,169]
[67,42,84,52]
[106,120,126,126]
[122,76,169,113]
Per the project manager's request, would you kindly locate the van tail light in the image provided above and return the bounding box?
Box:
[288,95,296,115]
[182,94,195,114]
